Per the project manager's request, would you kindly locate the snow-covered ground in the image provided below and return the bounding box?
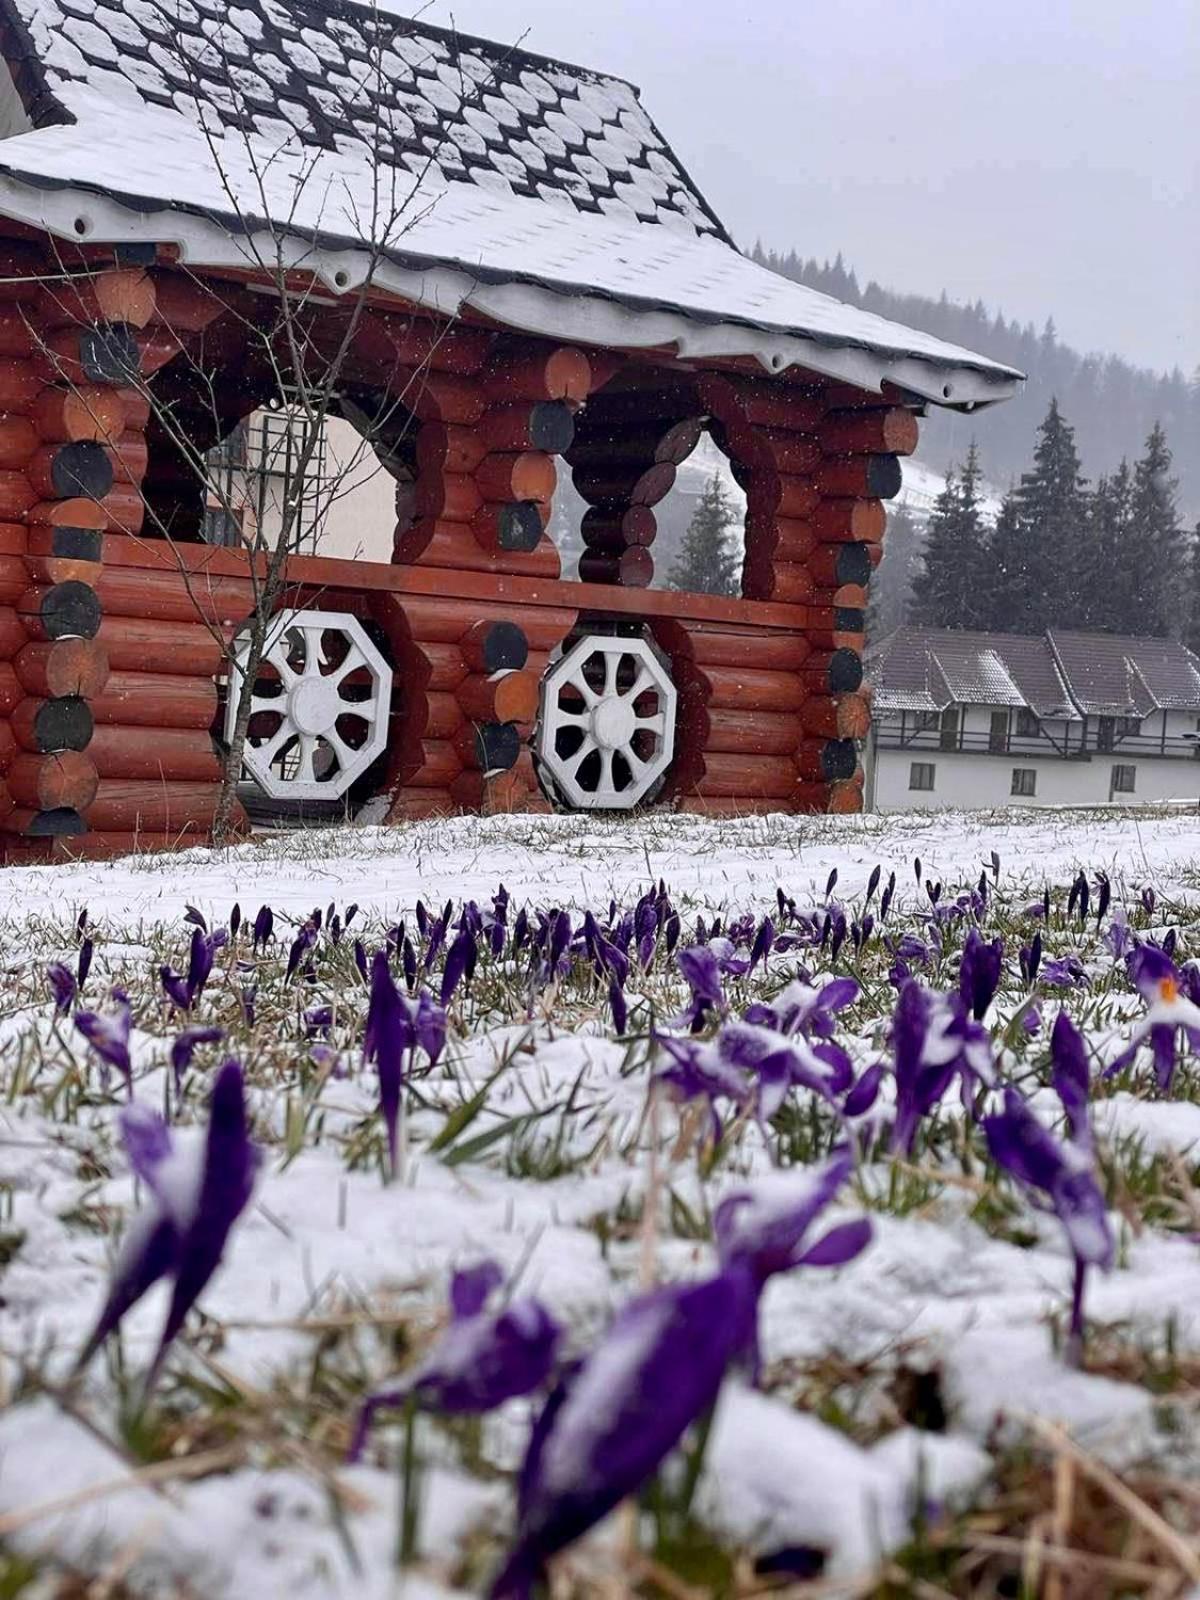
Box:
[1,806,1200,1597]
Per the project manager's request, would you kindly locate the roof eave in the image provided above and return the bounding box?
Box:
[0,169,1021,410]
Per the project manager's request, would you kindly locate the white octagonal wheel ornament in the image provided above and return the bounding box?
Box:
[536,633,676,809]
[226,609,392,801]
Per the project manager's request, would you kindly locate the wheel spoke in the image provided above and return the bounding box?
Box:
[565,672,598,709]
[637,712,667,737]
[325,729,354,769]
[565,737,596,775]
[602,650,620,697]
[295,734,318,783]
[624,667,652,702]
[254,724,292,767]
[598,747,615,793]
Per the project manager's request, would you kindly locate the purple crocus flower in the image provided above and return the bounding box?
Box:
[75,996,133,1095]
[983,1015,1112,1364]
[654,1035,752,1139]
[46,961,76,1015]
[1106,944,1200,1092]
[958,928,1003,1021]
[890,981,992,1153]
[252,905,274,952]
[286,920,318,982]
[77,936,93,990]
[170,1025,224,1091]
[187,927,215,1001]
[76,1059,259,1385]
[159,964,192,1013]
[350,1259,559,1460]
[490,1151,868,1598]
[441,926,478,1004]
[365,950,410,1178]
[674,945,726,1033]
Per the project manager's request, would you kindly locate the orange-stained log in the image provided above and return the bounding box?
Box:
[12,694,94,753]
[87,723,221,781]
[811,498,887,543]
[0,659,20,714]
[15,638,109,699]
[481,401,576,455]
[393,739,463,788]
[457,669,540,726]
[39,269,157,330]
[0,310,34,359]
[0,474,35,520]
[821,406,920,456]
[408,518,560,577]
[817,455,902,500]
[385,786,454,820]
[90,671,218,730]
[0,358,44,409]
[797,737,859,784]
[475,451,557,504]
[7,749,99,811]
[704,707,804,756]
[31,385,126,444]
[685,626,809,672]
[0,415,37,468]
[414,472,483,523]
[460,618,529,675]
[698,663,807,712]
[0,604,25,659]
[692,754,803,800]
[94,565,254,625]
[96,615,222,676]
[149,270,226,334]
[485,346,592,404]
[799,693,872,741]
[84,780,221,832]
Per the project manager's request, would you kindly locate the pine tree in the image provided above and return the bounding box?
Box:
[1187,521,1200,656]
[1077,462,1134,631]
[910,443,990,628]
[1127,422,1184,637]
[866,505,921,640]
[981,398,1089,632]
[665,473,740,597]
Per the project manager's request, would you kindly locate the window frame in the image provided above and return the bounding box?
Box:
[1010,767,1037,797]
[1111,763,1137,795]
[909,761,936,793]
[1015,708,1041,738]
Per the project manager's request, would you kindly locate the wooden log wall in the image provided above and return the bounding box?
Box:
[0,235,919,852]
[0,244,252,860]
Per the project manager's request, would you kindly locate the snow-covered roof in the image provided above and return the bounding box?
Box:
[0,0,1023,408]
[871,627,1200,721]
[869,628,1078,719]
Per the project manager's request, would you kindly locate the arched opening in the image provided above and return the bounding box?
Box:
[551,369,750,595]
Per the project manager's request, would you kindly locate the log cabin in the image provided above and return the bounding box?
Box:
[0,0,1020,857]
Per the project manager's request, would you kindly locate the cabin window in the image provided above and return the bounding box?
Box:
[988,710,1009,752]
[909,761,936,792]
[938,708,959,751]
[1011,768,1037,797]
[1119,716,1143,737]
[1111,763,1136,795]
[1015,708,1041,737]
[915,710,940,732]
[1096,715,1116,751]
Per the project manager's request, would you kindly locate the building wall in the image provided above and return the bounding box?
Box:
[872,708,1200,811]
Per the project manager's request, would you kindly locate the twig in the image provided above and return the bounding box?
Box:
[0,1443,244,1537]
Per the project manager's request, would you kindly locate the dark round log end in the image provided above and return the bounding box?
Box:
[80,324,140,385]
[473,721,521,775]
[827,647,864,694]
[50,441,114,501]
[25,806,86,836]
[497,502,544,553]
[42,580,101,639]
[835,542,873,587]
[820,739,859,782]
[477,621,529,673]
[865,454,903,500]
[33,695,94,752]
[529,401,576,455]
[51,526,104,562]
[834,607,865,634]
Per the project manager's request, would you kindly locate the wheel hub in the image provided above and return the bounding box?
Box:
[289,675,341,737]
[590,695,636,751]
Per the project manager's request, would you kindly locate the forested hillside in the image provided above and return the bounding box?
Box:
[753,247,1199,518]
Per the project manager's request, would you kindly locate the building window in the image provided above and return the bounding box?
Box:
[909,762,935,792]
[1111,763,1136,795]
[1011,768,1037,797]
[1016,708,1041,737]
[1119,716,1142,737]
[938,708,959,751]
[916,710,940,732]
[1096,715,1116,752]
[989,710,1009,753]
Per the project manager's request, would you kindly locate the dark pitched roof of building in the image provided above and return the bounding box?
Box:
[3,0,727,237]
[0,0,1022,406]
[1048,631,1200,716]
[870,626,1200,720]
[868,627,1077,718]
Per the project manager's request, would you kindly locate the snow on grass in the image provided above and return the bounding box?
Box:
[0,805,1199,1594]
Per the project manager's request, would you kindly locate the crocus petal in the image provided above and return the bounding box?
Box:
[1050,1011,1091,1146]
[149,1060,258,1378]
[714,1147,856,1281]
[792,1218,873,1269]
[450,1259,504,1320]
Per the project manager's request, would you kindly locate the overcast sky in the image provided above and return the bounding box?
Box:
[420,0,1198,375]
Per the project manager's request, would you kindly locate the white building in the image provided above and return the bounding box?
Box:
[866,627,1200,811]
